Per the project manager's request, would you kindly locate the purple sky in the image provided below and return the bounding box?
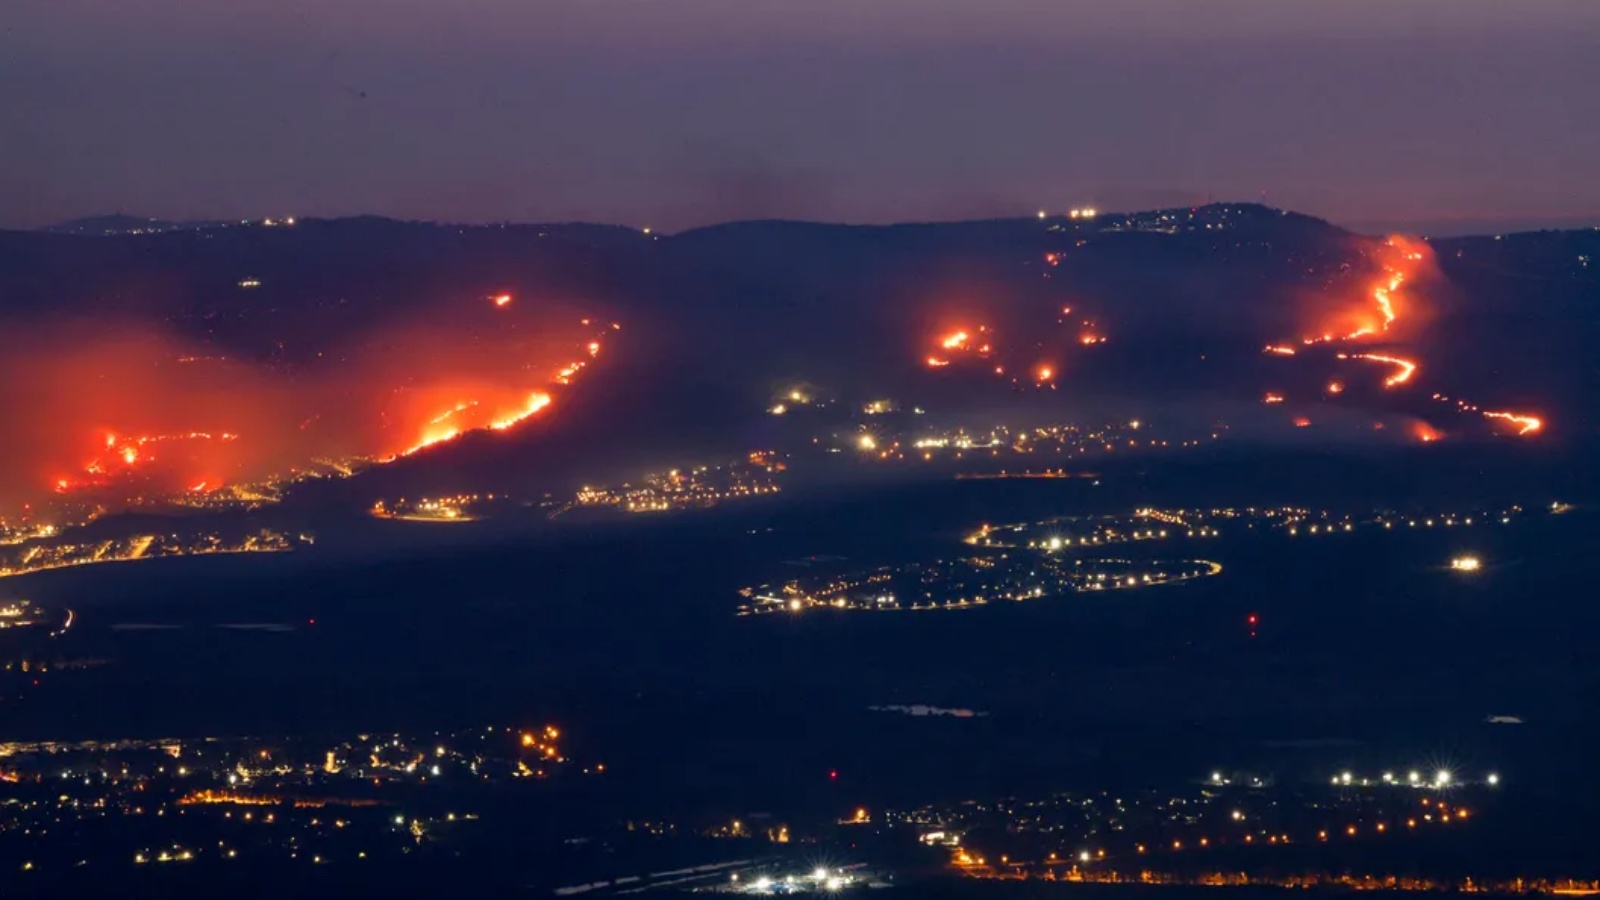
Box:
[5,0,1599,234]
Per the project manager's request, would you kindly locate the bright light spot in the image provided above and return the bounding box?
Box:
[857,434,877,451]
[492,293,512,307]
[1450,556,1482,572]
[1487,773,1500,786]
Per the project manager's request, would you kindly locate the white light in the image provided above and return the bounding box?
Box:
[755,876,772,890]
[813,867,828,882]
[1078,850,1091,863]
[1435,769,1452,786]
[1382,772,1394,783]
[1212,771,1224,783]
[1341,771,1353,785]
[1487,773,1500,786]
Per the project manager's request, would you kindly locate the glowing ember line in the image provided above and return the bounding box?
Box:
[427,401,479,426]
[402,393,554,456]
[926,356,950,368]
[1339,352,1417,388]
[1263,345,1296,356]
[555,362,584,385]
[1483,411,1542,436]
[488,393,552,431]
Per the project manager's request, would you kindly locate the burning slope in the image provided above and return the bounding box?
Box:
[1264,236,1543,440]
[923,308,1100,392]
[0,308,615,518]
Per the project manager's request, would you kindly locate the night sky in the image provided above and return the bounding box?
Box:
[5,0,1598,233]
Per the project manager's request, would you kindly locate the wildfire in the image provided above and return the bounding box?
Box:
[488,393,552,430]
[1338,352,1418,388]
[492,293,513,308]
[427,401,479,426]
[929,327,999,367]
[1412,421,1443,443]
[1298,238,1421,346]
[1267,235,1549,441]
[59,431,244,494]
[1483,411,1542,436]
[8,312,617,517]
[402,392,554,456]
[1263,393,1285,404]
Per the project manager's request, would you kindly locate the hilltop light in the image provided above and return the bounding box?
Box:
[1450,555,1482,572]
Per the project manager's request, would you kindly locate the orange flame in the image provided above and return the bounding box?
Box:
[1338,352,1417,388]
[1483,411,1541,436]
[1411,421,1443,443]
